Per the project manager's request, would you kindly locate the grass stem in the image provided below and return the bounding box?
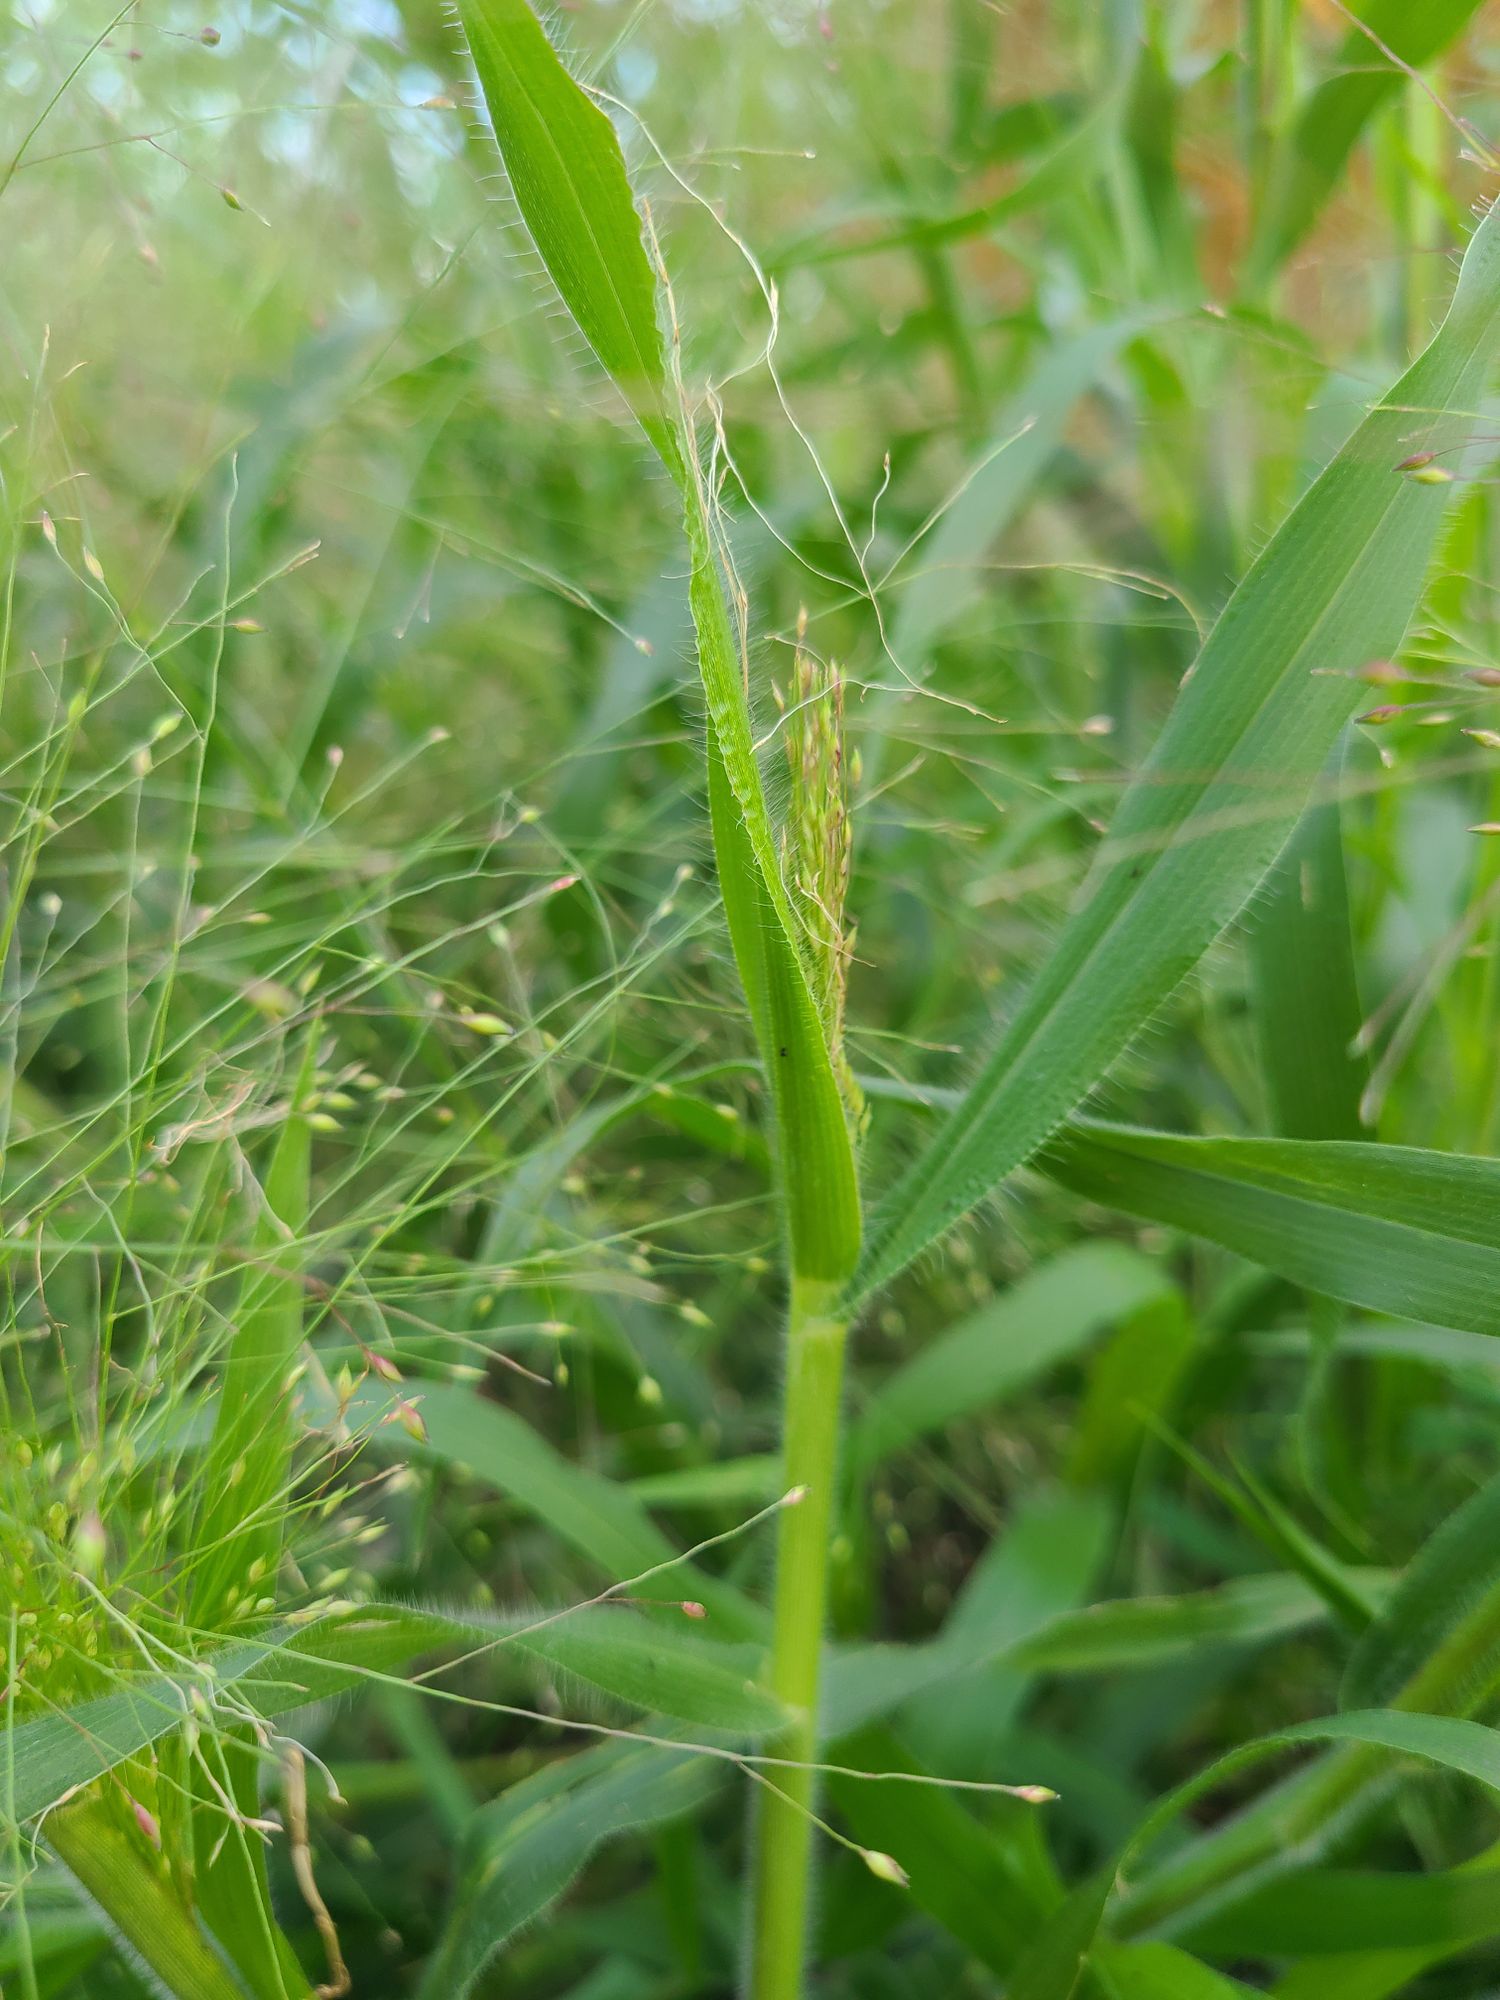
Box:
[748,1278,849,2000]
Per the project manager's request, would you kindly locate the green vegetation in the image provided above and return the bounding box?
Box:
[3,2,1500,1996]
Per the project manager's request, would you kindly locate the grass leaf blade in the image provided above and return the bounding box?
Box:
[856,197,1500,1302]
[1038,1121,1500,1336]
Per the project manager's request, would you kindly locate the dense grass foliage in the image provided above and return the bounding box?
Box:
[3,3,1500,1997]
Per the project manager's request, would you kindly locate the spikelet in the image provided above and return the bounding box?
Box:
[776,609,866,1141]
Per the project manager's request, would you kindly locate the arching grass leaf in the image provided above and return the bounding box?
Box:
[3,1603,780,1828]
[1039,1121,1500,1337]
[855,195,1500,1303]
[418,1740,720,2000]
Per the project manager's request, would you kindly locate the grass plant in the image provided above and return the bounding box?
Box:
[4,2,1500,1997]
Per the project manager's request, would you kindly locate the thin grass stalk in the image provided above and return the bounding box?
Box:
[451,13,864,1992]
[749,1279,848,1999]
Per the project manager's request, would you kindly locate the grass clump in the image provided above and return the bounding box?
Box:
[4,4,1500,1999]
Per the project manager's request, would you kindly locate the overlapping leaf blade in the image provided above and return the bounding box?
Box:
[1012,1710,1500,1998]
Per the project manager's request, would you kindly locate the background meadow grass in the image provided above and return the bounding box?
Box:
[5,0,1500,1995]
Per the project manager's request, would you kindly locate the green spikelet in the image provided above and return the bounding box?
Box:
[777,610,865,1141]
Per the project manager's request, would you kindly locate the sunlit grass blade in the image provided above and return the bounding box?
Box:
[856,195,1500,1303]
[1039,1120,1500,1336]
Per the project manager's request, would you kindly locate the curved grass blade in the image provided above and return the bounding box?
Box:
[855,196,1500,1303]
[417,1741,719,2000]
[456,0,672,456]
[1038,1121,1500,1337]
[1185,1854,1500,1958]
[1343,1469,1500,1713]
[343,1378,765,1637]
[1268,1839,1500,2000]
[1012,1710,1500,2000]
[3,1603,782,1829]
[1008,1573,1371,1676]
[848,1241,1169,1472]
[458,0,859,1285]
[45,1799,255,2000]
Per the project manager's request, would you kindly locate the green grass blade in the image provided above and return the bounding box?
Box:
[1066,1293,1196,1490]
[1248,769,1367,1141]
[1008,1574,1366,1676]
[1248,0,1489,285]
[187,1736,310,2000]
[345,1379,764,1637]
[458,0,860,1285]
[190,1035,315,1626]
[1342,1470,1500,1713]
[1095,1942,1258,1998]
[1185,1858,1500,1958]
[697,577,861,1286]
[1039,1121,1500,1336]
[848,1242,1170,1472]
[3,1602,780,1830]
[827,1724,1056,1979]
[503,1606,783,1734]
[824,1487,1112,1738]
[457,0,672,455]
[855,196,1500,1302]
[1016,1710,1500,1997]
[1246,759,1368,1517]
[417,1742,719,2000]
[45,1798,255,2000]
